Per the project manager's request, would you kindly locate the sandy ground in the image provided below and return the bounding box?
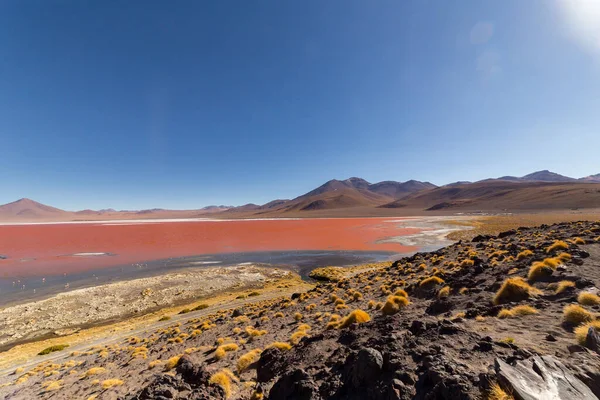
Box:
[0,265,292,350]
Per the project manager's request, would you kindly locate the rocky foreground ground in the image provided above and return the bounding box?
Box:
[2,221,600,399]
[0,265,292,350]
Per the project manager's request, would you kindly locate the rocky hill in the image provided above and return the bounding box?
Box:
[1,221,600,399]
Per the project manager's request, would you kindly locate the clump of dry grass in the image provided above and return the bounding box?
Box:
[487,383,513,400]
[578,292,600,306]
[293,312,303,321]
[570,237,586,245]
[38,344,69,356]
[554,280,575,294]
[245,326,267,338]
[209,369,235,398]
[419,276,444,289]
[266,342,292,351]
[237,349,262,373]
[527,262,553,282]
[542,257,561,268]
[497,305,538,319]
[290,330,308,345]
[438,286,450,298]
[493,277,542,305]
[563,304,594,325]
[148,360,162,369]
[82,367,106,378]
[101,379,124,389]
[574,320,600,345]
[381,295,410,315]
[516,250,533,260]
[164,355,182,370]
[215,343,239,360]
[452,311,466,319]
[546,240,569,253]
[42,380,63,391]
[336,309,371,329]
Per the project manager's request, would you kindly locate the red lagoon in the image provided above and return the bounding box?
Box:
[0,218,421,277]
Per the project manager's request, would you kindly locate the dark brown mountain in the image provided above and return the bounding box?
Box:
[579,173,600,183]
[381,180,600,211]
[0,198,70,219]
[368,180,436,197]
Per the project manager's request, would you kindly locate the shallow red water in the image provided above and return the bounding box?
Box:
[0,218,420,277]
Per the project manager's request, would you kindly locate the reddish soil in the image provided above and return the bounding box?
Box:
[0,218,419,277]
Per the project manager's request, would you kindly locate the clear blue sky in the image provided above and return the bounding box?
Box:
[1,1,599,210]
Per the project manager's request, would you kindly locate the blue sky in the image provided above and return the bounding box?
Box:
[1,1,599,210]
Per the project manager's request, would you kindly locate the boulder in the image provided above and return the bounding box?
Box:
[268,369,320,400]
[495,355,598,400]
[344,348,384,388]
[585,326,600,354]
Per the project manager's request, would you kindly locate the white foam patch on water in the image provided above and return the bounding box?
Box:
[71,252,110,257]
[188,261,221,265]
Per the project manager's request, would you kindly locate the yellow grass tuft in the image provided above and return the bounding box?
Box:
[215,343,239,360]
[381,295,410,315]
[237,349,262,373]
[516,250,533,260]
[543,257,561,268]
[393,289,408,297]
[557,252,571,262]
[555,280,575,294]
[497,305,538,319]
[148,360,162,369]
[438,286,451,298]
[161,355,181,371]
[546,240,569,253]
[266,342,292,351]
[493,277,542,305]
[488,383,513,400]
[42,380,63,391]
[563,304,593,325]
[419,276,445,288]
[83,367,106,377]
[336,309,371,329]
[527,262,553,282]
[577,292,600,306]
[574,320,600,345]
[209,370,233,398]
[571,237,586,245]
[293,312,303,321]
[290,330,308,345]
[101,379,124,389]
[245,326,268,337]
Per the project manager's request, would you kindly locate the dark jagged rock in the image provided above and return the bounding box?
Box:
[176,355,211,386]
[585,326,600,354]
[495,355,598,400]
[130,360,224,400]
[257,347,287,383]
[268,369,320,400]
[343,348,383,388]
[426,298,454,315]
[471,234,492,242]
[131,374,190,400]
[498,229,517,238]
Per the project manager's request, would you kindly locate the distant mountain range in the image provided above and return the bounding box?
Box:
[1,170,599,221]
